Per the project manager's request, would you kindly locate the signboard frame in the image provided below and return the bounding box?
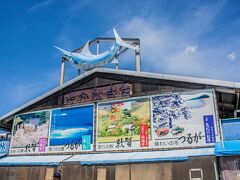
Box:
[96,96,152,151]
[150,89,220,150]
[9,109,51,155]
[9,103,95,155]
[48,103,95,153]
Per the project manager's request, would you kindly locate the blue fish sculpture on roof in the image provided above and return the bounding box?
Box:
[54,28,139,71]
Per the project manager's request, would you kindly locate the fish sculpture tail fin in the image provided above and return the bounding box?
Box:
[113,28,139,51]
[54,46,72,57]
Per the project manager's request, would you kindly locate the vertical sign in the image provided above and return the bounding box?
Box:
[140,124,149,147]
[204,115,216,143]
[0,140,10,154]
[82,135,91,150]
[38,138,47,152]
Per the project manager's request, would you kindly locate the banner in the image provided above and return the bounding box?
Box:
[9,110,50,155]
[151,90,218,149]
[96,97,151,151]
[49,105,94,153]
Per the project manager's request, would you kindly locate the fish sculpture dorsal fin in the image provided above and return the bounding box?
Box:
[113,28,139,51]
[81,41,95,57]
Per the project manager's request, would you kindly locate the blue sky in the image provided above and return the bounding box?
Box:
[0,0,240,116]
[51,106,93,129]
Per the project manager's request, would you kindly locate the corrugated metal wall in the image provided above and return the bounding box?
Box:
[0,155,217,179]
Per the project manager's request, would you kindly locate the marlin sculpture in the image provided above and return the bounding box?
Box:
[54,28,139,71]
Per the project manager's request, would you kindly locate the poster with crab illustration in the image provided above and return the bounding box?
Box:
[96,97,151,151]
[151,89,219,149]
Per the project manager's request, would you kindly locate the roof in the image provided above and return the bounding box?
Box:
[1,68,240,122]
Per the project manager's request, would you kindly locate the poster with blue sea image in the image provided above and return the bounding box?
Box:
[49,105,94,153]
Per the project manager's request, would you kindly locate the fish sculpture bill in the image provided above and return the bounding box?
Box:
[54,28,139,71]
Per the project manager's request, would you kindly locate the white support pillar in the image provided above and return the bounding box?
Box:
[60,59,66,86]
[96,41,100,55]
[135,43,141,72]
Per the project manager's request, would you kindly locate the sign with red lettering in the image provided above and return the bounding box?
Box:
[140,124,149,147]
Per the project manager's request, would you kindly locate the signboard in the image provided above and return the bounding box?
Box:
[96,97,151,151]
[151,90,218,149]
[49,105,94,153]
[9,110,50,155]
[221,118,240,141]
[0,140,10,154]
[9,89,218,155]
[9,105,94,155]
[64,83,132,105]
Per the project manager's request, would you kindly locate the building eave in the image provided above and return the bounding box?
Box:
[1,68,240,122]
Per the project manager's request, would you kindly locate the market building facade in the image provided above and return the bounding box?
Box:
[0,34,240,179]
[0,68,239,180]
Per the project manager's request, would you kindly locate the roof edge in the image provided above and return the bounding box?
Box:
[1,68,240,121]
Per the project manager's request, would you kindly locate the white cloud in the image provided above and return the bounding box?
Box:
[116,17,203,75]
[185,46,198,53]
[1,70,59,114]
[27,0,53,13]
[113,1,240,81]
[227,52,236,61]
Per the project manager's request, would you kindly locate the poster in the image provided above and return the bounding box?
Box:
[9,110,50,155]
[49,105,94,153]
[96,97,151,151]
[151,89,218,149]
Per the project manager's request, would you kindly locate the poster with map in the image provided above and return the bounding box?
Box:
[96,97,151,151]
[9,110,50,155]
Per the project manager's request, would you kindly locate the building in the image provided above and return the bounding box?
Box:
[215,117,240,179]
[0,67,239,180]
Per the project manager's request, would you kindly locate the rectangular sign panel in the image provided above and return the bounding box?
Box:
[64,83,132,105]
[203,115,216,143]
[96,97,151,151]
[48,105,94,153]
[9,110,50,155]
[151,89,218,149]
[221,118,240,141]
[0,140,10,154]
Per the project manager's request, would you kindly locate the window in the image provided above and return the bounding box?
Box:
[189,168,203,180]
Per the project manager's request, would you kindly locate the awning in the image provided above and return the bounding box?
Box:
[0,148,214,166]
[65,148,214,165]
[0,155,72,166]
[215,140,240,156]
